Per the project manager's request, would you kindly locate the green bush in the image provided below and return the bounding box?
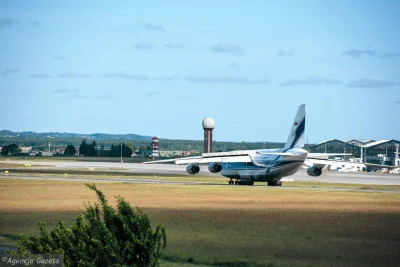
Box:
[14,183,167,266]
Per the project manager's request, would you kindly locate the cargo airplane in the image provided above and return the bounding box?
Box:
[145,104,360,186]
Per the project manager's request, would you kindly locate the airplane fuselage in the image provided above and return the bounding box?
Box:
[220,148,308,182]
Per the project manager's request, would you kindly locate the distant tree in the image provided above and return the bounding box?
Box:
[64,145,76,156]
[13,184,167,266]
[78,139,97,156]
[0,146,8,156]
[79,139,89,156]
[139,145,147,154]
[1,144,21,156]
[8,144,21,155]
[122,143,133,157]
[126,142,135,152]
[110,143,132,157]
[91,141,98,156]
[110,144,119,157]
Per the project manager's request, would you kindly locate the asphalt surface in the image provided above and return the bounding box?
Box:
[1,160,400,186]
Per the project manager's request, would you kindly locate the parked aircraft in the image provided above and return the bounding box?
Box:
[145,105,357,186]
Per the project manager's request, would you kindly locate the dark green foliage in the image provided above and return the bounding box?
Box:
[14,184,167,267]
[1,143,21,156]
[79,139,98,156]
[110,143,133,157]
[64,145,76,156]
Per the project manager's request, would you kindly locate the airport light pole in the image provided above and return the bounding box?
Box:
[120,142,123,163]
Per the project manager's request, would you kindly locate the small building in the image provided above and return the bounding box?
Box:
[40,151,53,157]
[56,148,65,154]
[20,147,33,155]
[159,151,183,157]
[182,150,201,157]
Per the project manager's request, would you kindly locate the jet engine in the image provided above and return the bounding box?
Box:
[307,164,323,177]
[208,162,222,173]
[186,164,200,175]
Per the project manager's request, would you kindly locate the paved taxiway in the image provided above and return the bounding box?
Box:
[1,160,400,186]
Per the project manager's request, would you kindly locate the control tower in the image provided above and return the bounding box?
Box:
[202,117,215,153]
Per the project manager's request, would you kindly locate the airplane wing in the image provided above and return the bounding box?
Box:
[361,163,399,168]
[306,158,397,169]
[256,151,297,156]
[306,158,364,166]
[175,155,252,165]
[144,150,299,165]
[144,155,252,165]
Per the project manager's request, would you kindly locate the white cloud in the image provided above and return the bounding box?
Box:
[186,76,269,84]
[211,43,244,56]
[347,76,395,88]
[280,77,341,86]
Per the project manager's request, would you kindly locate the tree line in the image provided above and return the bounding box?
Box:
[1,137,286,153]
[75,139,152,157]
[1,140,314,157]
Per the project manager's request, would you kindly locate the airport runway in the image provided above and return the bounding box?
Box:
[291,170,400,185]
[0,160,190,175]
[1,160,400,185]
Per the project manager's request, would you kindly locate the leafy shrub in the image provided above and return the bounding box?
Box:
[14,183,167,267]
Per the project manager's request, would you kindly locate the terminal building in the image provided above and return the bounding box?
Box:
[308,139,400,166]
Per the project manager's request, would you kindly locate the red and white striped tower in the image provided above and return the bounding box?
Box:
[202,117,215,153]
[152,136,159,160]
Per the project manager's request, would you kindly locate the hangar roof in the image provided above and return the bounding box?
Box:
[316,139,338,145]
[365,140,391,148]
[313,139,399,148]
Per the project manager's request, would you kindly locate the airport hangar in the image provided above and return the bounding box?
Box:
[308,139,400,166]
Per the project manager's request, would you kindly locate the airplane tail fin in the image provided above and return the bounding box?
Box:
[284,104,306,150]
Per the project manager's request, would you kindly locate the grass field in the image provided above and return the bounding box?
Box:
[0,179,399,267]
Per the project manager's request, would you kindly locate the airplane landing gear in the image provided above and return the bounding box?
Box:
[267,181,282,186]
[238,180,254,186]
[228,180,254,185]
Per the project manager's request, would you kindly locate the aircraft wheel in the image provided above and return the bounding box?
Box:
[235,181,238,185]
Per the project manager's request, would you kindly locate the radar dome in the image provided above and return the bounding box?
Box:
[202,117,215,129]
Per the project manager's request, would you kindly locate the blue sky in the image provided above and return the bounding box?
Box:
[1,0,399,143]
